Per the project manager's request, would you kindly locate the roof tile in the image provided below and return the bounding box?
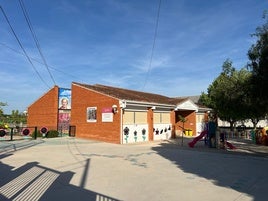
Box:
[73,82,187,105]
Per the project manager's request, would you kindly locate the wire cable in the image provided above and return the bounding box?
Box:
[18,0,56,86]
[0,6,50,89]
[0,42,82,81]
[142,0,162,90]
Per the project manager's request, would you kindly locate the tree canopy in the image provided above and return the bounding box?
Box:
[200,60,251,129]
[200,13,268,128]
[0,102,7,116]
[247,13,268,115]
[0,102,26,126]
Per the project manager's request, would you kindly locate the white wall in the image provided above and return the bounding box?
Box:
[153,124,172,140]
[122,124,148,144]
[218,119,268,128]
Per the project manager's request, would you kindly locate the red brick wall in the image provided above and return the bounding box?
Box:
[27,86,59,132]
[175,110,196,136]
[71,84,121,144]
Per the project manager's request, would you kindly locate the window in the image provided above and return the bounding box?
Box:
[154,112,170,123]
[123,111,147,124]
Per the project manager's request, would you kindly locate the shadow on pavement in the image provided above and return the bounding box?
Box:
[228,138,268,157]
[152,139,268,201]
[0,139,44,154]
[0,160,120,201]
[0,146,121,201]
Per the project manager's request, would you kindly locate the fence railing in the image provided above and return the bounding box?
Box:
[0,125,76,141]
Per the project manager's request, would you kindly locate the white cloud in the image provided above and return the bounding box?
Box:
[131,55,171,72]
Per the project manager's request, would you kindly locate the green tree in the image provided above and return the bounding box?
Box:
[0,102,7,128]
[0,102,7,121]
[10,110,27,124]
[200,13,268,129]
[199,60,251,130]
[247,13,268,115]
[178,114,187,146]
[0,102,7,114]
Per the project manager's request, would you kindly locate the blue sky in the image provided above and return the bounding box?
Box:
[0,0,267,114]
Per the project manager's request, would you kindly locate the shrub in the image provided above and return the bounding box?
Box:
[31,129,59,138]
[46,130,59,138]
[31,130,42,138]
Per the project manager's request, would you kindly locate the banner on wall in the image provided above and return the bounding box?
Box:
[58,88,71,109]
[58,109,71,133]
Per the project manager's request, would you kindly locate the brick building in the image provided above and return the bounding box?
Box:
[27,82,208,144]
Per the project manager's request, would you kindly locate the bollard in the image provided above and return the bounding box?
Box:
[10,128,14,141]
[34,127,37,139]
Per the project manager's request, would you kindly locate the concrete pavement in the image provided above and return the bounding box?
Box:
[0,137,268,201]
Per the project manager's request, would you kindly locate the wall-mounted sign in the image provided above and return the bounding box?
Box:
[87,107,97,122]
[102,107,113,122]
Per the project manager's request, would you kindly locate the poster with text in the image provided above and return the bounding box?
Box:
[102,107,113,122]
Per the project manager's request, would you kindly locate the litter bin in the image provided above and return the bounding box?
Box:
[188,129,193,136]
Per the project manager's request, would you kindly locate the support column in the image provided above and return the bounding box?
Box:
[170,110,176,138]
[147,108,154,141]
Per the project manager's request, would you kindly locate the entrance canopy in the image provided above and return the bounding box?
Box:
[174,99,198,112]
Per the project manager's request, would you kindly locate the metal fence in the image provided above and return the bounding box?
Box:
[0,125,76,141]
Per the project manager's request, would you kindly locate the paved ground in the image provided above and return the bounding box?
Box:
[0,136,267,201]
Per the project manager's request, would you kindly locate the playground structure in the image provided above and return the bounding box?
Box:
[187,110,267,148]
[188,129,236,149]
[188,130,207,148]
[188,121,236,150]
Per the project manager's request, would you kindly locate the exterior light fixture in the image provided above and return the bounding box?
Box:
[112,105,118,114]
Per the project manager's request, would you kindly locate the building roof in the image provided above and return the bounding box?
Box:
[183,95,200,104]
[177,95,210,111]
[73,82,187,105]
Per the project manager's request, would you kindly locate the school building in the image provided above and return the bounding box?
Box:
[27,82,209,144]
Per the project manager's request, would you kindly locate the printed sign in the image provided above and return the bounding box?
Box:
[102,107,113,122]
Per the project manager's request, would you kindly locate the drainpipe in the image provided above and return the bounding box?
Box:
[120,107,123,144]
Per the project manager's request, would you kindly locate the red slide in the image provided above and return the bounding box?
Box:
[188,130,208,148]
[226,141,236,149]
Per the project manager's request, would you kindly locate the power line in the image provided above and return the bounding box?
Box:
[142,0,162,90]
[0,6,50,89]
[18,0,56,86]
[0,42,82,81]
